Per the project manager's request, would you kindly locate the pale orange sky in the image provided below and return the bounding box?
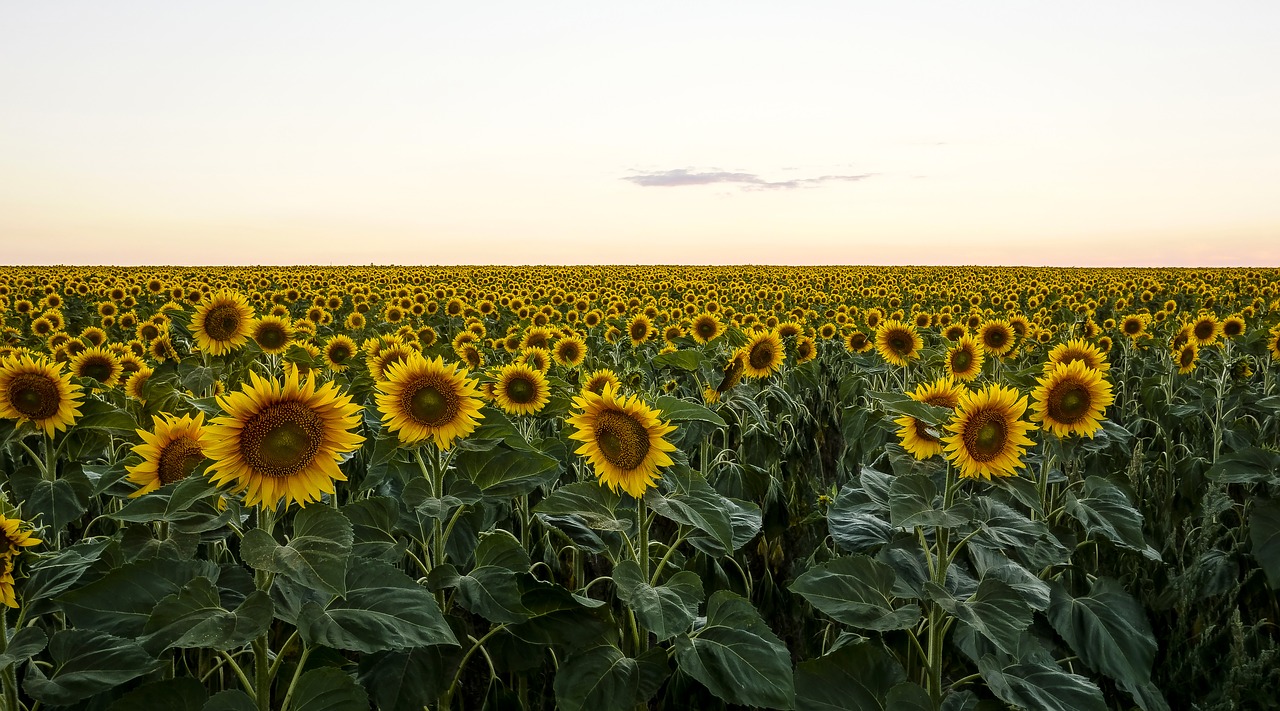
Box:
[2,2,1278,266]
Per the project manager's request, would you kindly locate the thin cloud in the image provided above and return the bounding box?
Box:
[623,168,874,190]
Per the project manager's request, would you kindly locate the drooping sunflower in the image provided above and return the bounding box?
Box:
[1029,360,1114,438]
[941,384,1035,480]
[323,335,358,372]
[978,320,1016,357]
[126,412,208,497]
[582,368,621,396]
[1191,314,1220,347]
[894,376,967,460]
[1045,338,1110,372]
[124,365,154,402]
[192,290,255,356]
[376,355,484,449]
[492,363,551,416]
[739,330,785,379]
[0,515,42,608]
[553,335,587,368]
[70,346,123,388]
[249,315,295,355]
[1175,342,1199,374]
[794,336,817,365]
[945,335,985,382]
[202,371,364,509]
[1269,325,1280,361]
[875,321,922,367]
[567,384,677,498]
[0,356,83,436]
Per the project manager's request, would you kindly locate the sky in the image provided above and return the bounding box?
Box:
[2,1,1278,267]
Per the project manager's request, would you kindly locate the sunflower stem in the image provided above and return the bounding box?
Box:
[278,643,311,711]
[636,495,650,652]
[0,608,19,711]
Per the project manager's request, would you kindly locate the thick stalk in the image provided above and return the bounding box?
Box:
[1,608,18,711]
[636,496,650,652]
[926,464,957,708]
[254,507,277,711]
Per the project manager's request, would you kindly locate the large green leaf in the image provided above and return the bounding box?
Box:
[106,678,207,711]
[1205,447,1280,484]
[534,482,629,531]
[1046,578,1164,710]
[240,505,352,597]
[968,496,1069,570]
[0,627,47,670]
[650,351,706,373]
[553,645,643,711]
[202,690,256,711]
[646,467,735,556]
[358,646,456,711]
[790,555,920,631]
[74,399,140,432]
[613,560,702,641]
[924,577,1031,655]
[21,538,111,600]
[655,395,726,427]
[889,473,970,530]
[794,642,906,711]
[455,446,560,498]
[1063,476,1158,559]
[673,591,795,709]
[59,558,220,637]
[299,559,457,652]
[976,655,1107,711]
[688,496,763,557]
[289,667,370,711]
[142,577,272,654]
[9,464,89,532]
[23,629,163,705]
[828,480,893,552]
[110,475,223,524]
[1249,496,1280,588]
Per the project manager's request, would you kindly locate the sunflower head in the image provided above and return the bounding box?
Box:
[690,313,723,344]
[795,336,817,364]
[739,331,785,379]
[846,330,873,354]
[126,412,209,497]
[979,320,1015,356]
[0,355,83,436]
[567,384,677,498]
[518,347,552,373]
[1222,315,1246,339]
[1175,342,1199,374]
[250,315,296,355]
[582,368,621,396]
[1030,360,1114,438]
[124,366,155,402]
[1191,314,1220,346]
[70,346,123,388]
[375,355,484,449]
[193,290,255,356]
[323,335,359,372]
[1045,337,1109,373]
[941,384,1035,480]
[894,376,967,460]
[493,363,551,416]
[552,335,587,368]
[945,335,985,381]
[875,321,922,367]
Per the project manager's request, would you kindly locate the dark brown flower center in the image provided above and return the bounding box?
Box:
[404,376,459,427]
[8,373,60,420]
[1180,346,1196,367]
[505,376,537,404]
[328,345,351,363]
[963,410,1007,462]
[255,324,289,350]
[240,401,323,478]
[1047,381,1090,424]
[77,355,116,383]
[951,348,974,372]
[204,304,244,341]
[158,436,204,485]
[594,410,650,471]
[1193,321,1215,340]
[749,342,776,370]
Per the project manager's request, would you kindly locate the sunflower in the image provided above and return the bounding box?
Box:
[553,335,587,368]
[795,336,817,364]
[518,347,552,373]
[368,342,417,381]
[941,384,1035,480]
[124,365,154,402]
[1175,342,1199,374]
[1269,325,1280,361]
[70,346,123,388]
[0,356,83,436]
[202,371,363,509]
[126,412,208,497]
[846,330,873,354]
[376,355,484,448]
[192,290,254,356]
[1029,360,1114,438]
[323,335,358,372]
[627,315,653,346]
[979,320,1016,357]
[1119,314,1148,341]
[894,377,967,460]
[1045,338,1109,372]
[945,335,984,382]
[875,321,922,367]
[567,384,677,498]
[1221,315,1246,339]
[493,363,551,416]
[0,515,42,608]
[250,315,295,355]
[582,368,621,396]
[1191,314,1219,346]
[739,331,785,379]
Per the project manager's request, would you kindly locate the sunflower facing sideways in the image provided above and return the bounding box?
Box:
[0,355,83,436]
[945,335,984,381]
[192,290,255,356]
[739,330,785,379]
[202,371,363,509]
[568,384,677,498]
[875,320,922,367]
[126,412,208,497]
[1030,360,1114,438]
[492,362,551,416]
[941,384,1036,480]
[895,377,967,460]
[376,355,484,449]
[0,514,42,608]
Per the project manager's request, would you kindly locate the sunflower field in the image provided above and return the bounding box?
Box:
[0,265,1278,711]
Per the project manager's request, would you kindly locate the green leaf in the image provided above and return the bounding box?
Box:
[976,655,1107,711]
[968,547,1051,611]
[650,350,705,372]
[59,558,220,637]
[0,627,47,670]
[924,577,1031,655]
[795,642,906,711]
[655,395,726,427]
[968,497,1069,570]
[106,677,207,711]
[289,667,370,711]
[74,398,140,432]
[299,559,457,652]
[1250,497,1280,588]
[1046,578,1162,703]
[240,505,352,597]
[790,555,921,631]
[455,446,559,498]
[887,683,934,711]
[647,467,735,556]
[23,629,163,705]
[613,560,702,641]
[143,577,272,653]
[828,480,892,552]
[554,645,643,711]
[674,591,795,709]
[534,482,629,531]
[1205,447,1280,484]
[358,646,455,711]
[889,473,970,529]
[203,690,256,711]
[1064,476,1158,559]
[110,475,223,523]
[9,465,89,532]
[21,539,111,600]
[688,496,763,557]
[871,391,951,427]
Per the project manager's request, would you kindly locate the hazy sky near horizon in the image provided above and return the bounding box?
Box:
[2,2,1278,266]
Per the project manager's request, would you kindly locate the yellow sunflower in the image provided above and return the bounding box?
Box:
[739,330,785,379]
[567,384,677,498]
[846,330,873,354]
[202,371,363,509]
[249,315,295,355]
[192,290,255,356]
[941,384,1035,480]
[1269,325,1280,361]
[1221,315,1246,339]
[945,335,984,382]
[553,335,588,368]
[582,368,622,396]
[124,366,154,402]
[126,412,208,497]
[1045,338,1109,372]
[895,376,967,460]
[1119,314,1149,341]
[1190,314,1219,347]
[1029,360,1114,438]
[1175,342,1198,374]
[0,515,42,608]
[517,347,552,373]
[493,362,551,416]
[690,313,724,344]
[70,346,123,388]
[0,355,83,436]
[323,335,358,372]
[376,355,484,449]
[368,342,417,381]
[875,321,922,367]
[795,336,817,364]
[628,315,653,346]
[979,319,1016,357]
